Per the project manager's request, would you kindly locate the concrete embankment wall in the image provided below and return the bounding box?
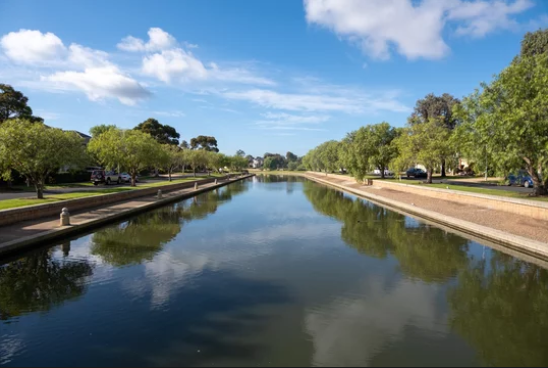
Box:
[0,175,239,227]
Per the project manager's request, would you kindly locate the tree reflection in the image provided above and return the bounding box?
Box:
[448,253,548,367]
[91,183,249,266]
[303,181,469,282]
[0,249,93,320]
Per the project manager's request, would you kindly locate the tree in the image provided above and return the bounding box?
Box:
[318,140,341,175]
[263,153,287,170]
[392,118,454,184]
[159,144,182,181]
[286,151,298,162]
[89,124,116,137]
[180,140,189,149]
[520,28,548,57]
[340,128,372,181]
[0,119,88,198]
[88,128,161,186]
[134,118,180,145]
[190,135,219,152]
[0,84,43,124]
[409,93,460,177]
[187,149,208,177]
[459,53,548,195]
[236,149,246,157]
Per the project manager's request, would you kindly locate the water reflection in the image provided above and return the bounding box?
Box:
[449,252,548,367]
[91,182,249,267]
[303,181,470,283]
[0,249,93,321]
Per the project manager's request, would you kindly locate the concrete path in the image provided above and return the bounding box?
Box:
[0,176,251,257]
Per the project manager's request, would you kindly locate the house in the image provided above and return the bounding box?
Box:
[252,157,263,169]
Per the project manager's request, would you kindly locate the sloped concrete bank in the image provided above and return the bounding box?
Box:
[0,175,253,257]
[304,174,548,260]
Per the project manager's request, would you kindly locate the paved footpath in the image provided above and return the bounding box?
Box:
[305,172,548,259]
[0,177,248,256]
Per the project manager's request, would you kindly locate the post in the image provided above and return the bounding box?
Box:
[215,179,218,184]
[157,189,162,199]
[60,207,70,226]
[194,182,198,190]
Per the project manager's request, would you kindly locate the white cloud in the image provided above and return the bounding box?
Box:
[142,48,208,83]
[222,88,410,114]
[304,0,535,60]
[0,29,67,64]
[255,112,330,131]
[117,27,177,52]
[153,110,186,117]
[67,44,110,68]
[43,66,151,105]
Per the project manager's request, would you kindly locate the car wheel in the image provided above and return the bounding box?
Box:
[106,178,111,185]
[524,181,531,188]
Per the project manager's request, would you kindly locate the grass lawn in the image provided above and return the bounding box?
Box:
[0,175,233,211]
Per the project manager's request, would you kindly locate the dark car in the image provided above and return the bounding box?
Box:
[406,168,427,178]
[508,170,535,188]
[91,170,121,185]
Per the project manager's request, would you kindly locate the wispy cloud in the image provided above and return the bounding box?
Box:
[153,110,185,117]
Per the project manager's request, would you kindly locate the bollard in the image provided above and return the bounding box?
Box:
[194,182,198,190]
[157,189,162,199]
[60,207,70,226]
[215,179,218,184]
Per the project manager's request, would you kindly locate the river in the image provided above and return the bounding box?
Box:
[1,176,547,367]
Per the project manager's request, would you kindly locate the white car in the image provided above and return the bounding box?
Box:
[120,172,137,183]
[373,169,394,176]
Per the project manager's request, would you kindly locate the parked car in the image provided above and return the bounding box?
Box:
[373,169,394,177]
[91,170,121,185]
[406,168,427,178]
[508,170,535,188]
[120,172,138,183]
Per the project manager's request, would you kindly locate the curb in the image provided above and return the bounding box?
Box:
[304,174,548,260]
[0,175,253,257]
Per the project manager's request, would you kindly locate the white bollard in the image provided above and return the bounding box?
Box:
[215,179,218,184]
[157,189,162,199]
[194,182,198,190]
[60,207,70,226]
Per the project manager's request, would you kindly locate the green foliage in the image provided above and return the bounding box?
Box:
[520,28,548,57]
[287,161,299,171]
[236,149,245,157]
[134,118,180,145]
[458,53,548,194]
[392,119,454,183]
[89,124,116,137]
[88,128,161,186]
[190,135,219,152]
[0,84,43,124]
[0,119,88,198]
[263,153,286,170]
[286,151,298,162]
[159,144,183,181]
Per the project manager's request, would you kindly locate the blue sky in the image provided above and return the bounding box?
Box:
[0,0,546,157]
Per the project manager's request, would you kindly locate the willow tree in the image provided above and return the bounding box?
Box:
[0,119,88,198]
[88,128,161,186]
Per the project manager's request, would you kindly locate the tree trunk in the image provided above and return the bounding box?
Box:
[441,159,446,178]
[380,167,385,179]
[426,168,433,184]
[35,182,44,199]
[131,172,137,187]
[193,168,196,177]
[529,168,547,196]
[168,170,172,182]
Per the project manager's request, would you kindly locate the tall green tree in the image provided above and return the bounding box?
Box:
[0,119,88,198]
[0,84,43,124]
[458,53,548,194]
[236,149,245,157]
[318,140,341,175]
[409,93,460,177]
[187,149,208,177]
[159,144,183,181]
[134,118,180,145]
[190,135,219,152]
[88,128,161,186]
[356,122,400,179]
[392,118,454,183]
[286,151,298,162]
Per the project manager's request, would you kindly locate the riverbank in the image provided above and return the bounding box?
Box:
[0,174,254,257]
[304,172,548,259]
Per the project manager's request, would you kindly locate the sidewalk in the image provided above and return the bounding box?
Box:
[305,173,548,257]
[0,176,251,256]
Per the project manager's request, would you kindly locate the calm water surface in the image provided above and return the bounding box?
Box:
[1,177,548,367]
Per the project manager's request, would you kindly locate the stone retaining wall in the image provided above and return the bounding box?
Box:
[0,175,236,227]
